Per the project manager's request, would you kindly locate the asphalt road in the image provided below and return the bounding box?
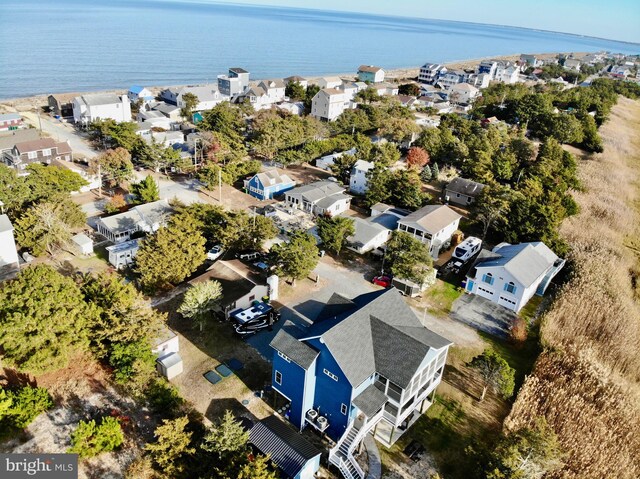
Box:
[21,112,98,159]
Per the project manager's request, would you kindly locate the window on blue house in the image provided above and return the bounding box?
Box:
[504,282,517,294]
[341,403,348,415]
[323,369,338,381]
[275,371,282,385]
[482,273,494,285]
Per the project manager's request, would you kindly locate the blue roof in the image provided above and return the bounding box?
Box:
[370,213,402,230]
[129,85,145,94]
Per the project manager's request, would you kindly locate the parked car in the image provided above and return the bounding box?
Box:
[207,245,224,261]
[236,250,260,261]
[372,275,392,288]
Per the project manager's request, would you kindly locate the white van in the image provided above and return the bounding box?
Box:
[452,236,482,263]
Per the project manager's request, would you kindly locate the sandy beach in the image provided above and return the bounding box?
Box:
[0,51,569,114]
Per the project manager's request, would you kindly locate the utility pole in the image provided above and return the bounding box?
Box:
[98,163,102,198]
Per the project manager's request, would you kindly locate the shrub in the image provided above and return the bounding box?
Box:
[69,416,124,458]
[146,378,184,416]
[509,317,528,344]
[3,385,53,429]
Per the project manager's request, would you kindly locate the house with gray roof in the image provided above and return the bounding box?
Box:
[397,205,462,258]
[72,93,132,125]
[96,199,173,243]
[243,168,296,200]
[285,180,351,217]
[444,177,487,206]
[465,241,565,312]
[269,288,451,478]
[347,206,408,255]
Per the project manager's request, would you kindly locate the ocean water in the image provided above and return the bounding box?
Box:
[0,0,637,99]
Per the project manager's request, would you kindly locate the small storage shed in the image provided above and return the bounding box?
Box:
[72,233,94,255]
[156,352,183,380]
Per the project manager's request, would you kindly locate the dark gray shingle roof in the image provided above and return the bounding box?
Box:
[270,328,319,369]
[250,416,321,478]
[352,383,388,418]
[445,177,486,197]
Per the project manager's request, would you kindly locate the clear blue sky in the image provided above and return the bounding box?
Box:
[214,0,640,44]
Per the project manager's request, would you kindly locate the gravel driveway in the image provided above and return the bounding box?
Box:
[450,294,517,338]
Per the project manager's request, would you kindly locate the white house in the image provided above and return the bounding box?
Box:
[419,63,447,85]
[438,70,467,90]
[311,88,347,121]
[128,86,154,105]
[349,159,374,194]
[358,65,385,83]
[73,94,132,125]
[176,84,225,112]
[449,83,480,104]
[285,180,351,217]
[397,205,462,258]
[51,159,101,193]
[96,199,173,243]
[243,80,286,110]
[465,242,565,312]
[347,206,407,254]
[368,82,399,96]
[283,75,308,89]
[564,58,582,71]
[106,238,140,269]
[317,76,343,89]
[0,214,19,275]
[148,130,184,148]
[496,65,520,84]
[315,148,356,171]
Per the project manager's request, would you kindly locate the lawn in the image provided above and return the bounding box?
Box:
[422,279,464,317]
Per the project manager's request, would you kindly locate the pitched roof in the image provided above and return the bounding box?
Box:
[353,159,374,173]
[446,177,486,197]
[399,205,461,235]
[474,242,560,287]
[303,289,451,388]
[179,84,220,102]
[229,67,249,74]
[0,113,21,122]
[129,85,147,94]
[258,79,285,89]
[14,137,57,154]
[79,93,122,107]
[358,65,384,73]
[352,383,388,417]
[256,169,294,188]
[287,180,345,203]
[284,75,307,83]
[98,200,172,234]
[0,129,41,151]
[451,83,479,92]
[319,88,344,97]
[250,416,321,477]
[189,259,263,306]
[348,217,387,247]
[271,326,319,369]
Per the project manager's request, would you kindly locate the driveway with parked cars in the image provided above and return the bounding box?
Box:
[450,294,517,338]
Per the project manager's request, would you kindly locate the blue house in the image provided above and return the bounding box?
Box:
[244,169,296,200]
[270,288,451,479]
[250,415,322,479]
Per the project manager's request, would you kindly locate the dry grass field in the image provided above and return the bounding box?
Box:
[504,97,640,478]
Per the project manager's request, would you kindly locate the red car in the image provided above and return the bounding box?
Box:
[372,275,392,288]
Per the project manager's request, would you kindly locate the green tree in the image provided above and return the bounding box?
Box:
[138,140,180,174]
[69,417,124,458]
[364,165,392,207]
[89,119,140,150]
[0,165,30,215]
[389,170,428,210]
[199,102,247,153]
[131,175,160,204]
[81,271,165,355]
[469,348,515,401]
[578,114,603,152]
[24,164,88,203]
[355,88,381,104]
[272,231,319,285]
[330,153,357,186]
[377,116,420,143]
[237,455,278,479]
[486,418,564,479]
[370,142,401,167]
[304,84,320,112]
[385,231,433,285]
[135,214,207,293]
[146,416,195,477]
[92,147,134,186]
[474,186,513,239]
[180,92,199,121]
[2,385,53,429]
[550,114,584,144]
[285,81,306,101]
[420,164,432,182]
[108,339,156,388]
[178,280,223,331]
[202,410,249,458]
[431,162,440,181]
[0,265,95,373]
[398,83,421,96]
[316,216,355,254]
[14,197,86,256]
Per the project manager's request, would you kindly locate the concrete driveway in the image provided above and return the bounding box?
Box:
[450,294,517,339]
